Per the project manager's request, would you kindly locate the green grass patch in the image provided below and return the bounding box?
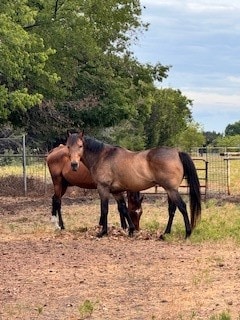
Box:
[209,310,240,320]
[138,199,240,243]
[191,201,240,243]
[78,299,98,319]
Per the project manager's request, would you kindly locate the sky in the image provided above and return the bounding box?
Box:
[132,0,240,133]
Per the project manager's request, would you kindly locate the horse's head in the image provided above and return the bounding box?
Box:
[66,131,84,171]
[127,192,144,231]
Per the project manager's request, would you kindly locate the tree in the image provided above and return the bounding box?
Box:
[8,0,170,149]
[98,119,146,151]
[145,88,192,148]
[175,123,205,152]
[25,0,149,100]
[0,0,58,123]
[225,120,240,136]
[215,134,240,147]
[204,131,222,146]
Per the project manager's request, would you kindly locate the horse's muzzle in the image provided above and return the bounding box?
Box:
[71,162,78,171]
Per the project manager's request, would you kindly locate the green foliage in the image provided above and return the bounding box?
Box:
[98,119,146,150]
[0,1,58,122]
[144,88,192,148]
[190,201,240,243]
[27,0,151,100]
[175,122,205,151]
[3,0,171,150]
[0,149,21,165]
[78,299,97,319]
[225,120,240,136]
[1,0,198,153]
[214,134,240,147]
[209,311,232,320]
[204,131,222,146]
[144,219,160,233]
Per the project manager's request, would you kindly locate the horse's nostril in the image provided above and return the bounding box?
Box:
[71,162,78,171]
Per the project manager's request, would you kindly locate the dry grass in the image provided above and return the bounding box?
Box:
[1,195,240,320]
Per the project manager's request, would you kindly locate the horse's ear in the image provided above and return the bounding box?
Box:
[79,130,84,138]
[67,130,71,137]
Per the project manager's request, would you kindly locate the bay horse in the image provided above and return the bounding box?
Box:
[46,144,143,231]
[66,131,201,238]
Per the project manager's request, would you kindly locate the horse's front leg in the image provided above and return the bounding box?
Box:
[100,205,127,229]
[113,192,127,229]
[97,197,109,237]
[114,193,135,237]
[97,185,110,237]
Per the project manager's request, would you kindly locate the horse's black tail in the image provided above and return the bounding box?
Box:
[179,152,201,229]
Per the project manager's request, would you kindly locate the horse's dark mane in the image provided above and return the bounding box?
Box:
[84,135,105,154]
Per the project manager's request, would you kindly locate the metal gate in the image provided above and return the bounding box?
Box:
[143,157,208,198]
[191,147,240,196]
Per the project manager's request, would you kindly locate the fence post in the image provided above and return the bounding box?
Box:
[226,157,231,195]
[22,134,27,196]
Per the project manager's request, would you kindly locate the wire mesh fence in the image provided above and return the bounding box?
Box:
[191,147,240,196]
[0,154,49,196]
[0,147,239,197]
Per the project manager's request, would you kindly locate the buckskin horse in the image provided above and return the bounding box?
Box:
[66,131,201,238]
[47,144,143,231]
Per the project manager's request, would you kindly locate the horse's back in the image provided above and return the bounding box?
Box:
[110,146,184,190]
[147,147,184,187]
[47,145,69,175]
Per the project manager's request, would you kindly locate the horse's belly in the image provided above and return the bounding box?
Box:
[126,180,155,192]
[111,175,155,192]
[63,171,96,189]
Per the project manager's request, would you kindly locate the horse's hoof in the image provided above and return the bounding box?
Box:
[128,228,135,237]
[96,231,107,238]
[159,234,165,241]
[51,216,61,230]
[185,230,192,239]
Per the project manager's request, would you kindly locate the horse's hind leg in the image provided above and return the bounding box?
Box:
[160,196,177,239]
[119,213,127,230]
[165,190,191,238]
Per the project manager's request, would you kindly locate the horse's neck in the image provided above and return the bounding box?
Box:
[81,150,99,171]
[82,137,104,170]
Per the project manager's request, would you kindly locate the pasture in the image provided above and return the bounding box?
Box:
[1,193,240,320]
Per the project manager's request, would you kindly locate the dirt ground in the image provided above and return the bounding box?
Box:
[0,195,240,320]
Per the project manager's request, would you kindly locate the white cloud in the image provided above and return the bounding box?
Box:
[187,2,239,12]
[227,76,240,84]
[141,0,240,10]
[183,90,240,112]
